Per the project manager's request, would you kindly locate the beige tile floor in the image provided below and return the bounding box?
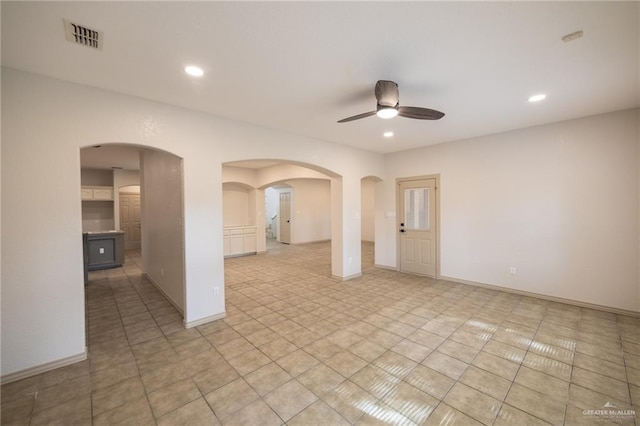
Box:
[2,241,639,425]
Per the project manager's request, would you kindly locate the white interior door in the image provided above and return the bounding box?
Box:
[120,193,141,250]
[398,178,437,277]
[279,191,291,244]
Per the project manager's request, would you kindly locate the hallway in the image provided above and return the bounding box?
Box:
[2,242,639,425]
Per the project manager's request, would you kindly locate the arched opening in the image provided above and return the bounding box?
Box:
[222,160,335,256]
[80,143,187,336]
[221,159,384,282]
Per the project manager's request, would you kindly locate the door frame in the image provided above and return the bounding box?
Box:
[119,189,142,250]
[396,174,441,278]
[278,189,293,244]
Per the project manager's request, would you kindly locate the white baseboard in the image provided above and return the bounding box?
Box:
[142,273,184,316]
[142,274,227,328]
[293,239,331,246]
[332,272,362,281]
[184,312,227,329]
[374,264,398,272]
[1,350,87,385]
[440,275,640,318]
[224,252,257,259]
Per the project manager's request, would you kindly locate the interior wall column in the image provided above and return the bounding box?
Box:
[637,108,640,310]
[331,176,362,280]
[253,188,266,253]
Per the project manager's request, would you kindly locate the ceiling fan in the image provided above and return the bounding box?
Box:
[337,80,445,123]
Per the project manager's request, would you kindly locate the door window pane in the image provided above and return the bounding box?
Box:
[404,188,429,230]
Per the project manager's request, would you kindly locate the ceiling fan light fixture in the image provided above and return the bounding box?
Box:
[528,93,546,103]
[185,65,204,77]
[377,107,398,119]
[337,80,445,123]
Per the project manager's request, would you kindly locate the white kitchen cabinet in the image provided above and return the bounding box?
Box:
[223,229,231,256]
[81,186,114,201]
[243,229,256,252]
[229,228,244,254]
[223,226,256,257]
[81,188,94,200]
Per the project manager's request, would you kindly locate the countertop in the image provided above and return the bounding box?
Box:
[83,230,125,235]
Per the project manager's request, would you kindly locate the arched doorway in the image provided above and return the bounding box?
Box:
[221,159,383,281]
[80,143,186,315]
[222,160,335,258]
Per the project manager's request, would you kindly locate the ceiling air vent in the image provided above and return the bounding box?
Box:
[63,19,103,50]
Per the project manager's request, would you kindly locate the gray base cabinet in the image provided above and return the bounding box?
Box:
[83,231,125,283]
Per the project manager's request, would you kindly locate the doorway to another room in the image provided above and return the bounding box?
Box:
[264,185,293,248]
[119,186,141,250]
[278,190,292,244]
[397,175,439,278]
[80,144,186,315]
[264,186,290,250]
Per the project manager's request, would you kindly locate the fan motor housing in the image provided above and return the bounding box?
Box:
[375,80,400,107]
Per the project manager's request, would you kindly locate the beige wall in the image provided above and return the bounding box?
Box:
[1,68,383,378]
[140,149,185,312]
[285,179,331,244]
[80,168,112,186]
[222,183,252,227]
[378,109,640,312]
[361,178,376,242]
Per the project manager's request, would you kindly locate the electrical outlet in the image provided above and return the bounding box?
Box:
[214,287,220,296]
[99,248,104,254]
[509,267,517,275]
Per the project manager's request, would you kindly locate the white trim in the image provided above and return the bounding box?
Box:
[440,275,640,318]
[332,272,362,281]
[374,264,398,272]
[184,312,227,329]
[142,273,184,316]
[1,350,87,385]
[224,252,257,259]
[292,239,331,246]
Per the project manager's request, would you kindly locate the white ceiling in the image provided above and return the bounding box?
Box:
[3,2,639,158]
[80,144,143,171]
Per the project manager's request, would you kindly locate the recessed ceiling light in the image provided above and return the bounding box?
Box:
[383,131,394,138]
[185,66,204,77]
[528,94,546,103]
